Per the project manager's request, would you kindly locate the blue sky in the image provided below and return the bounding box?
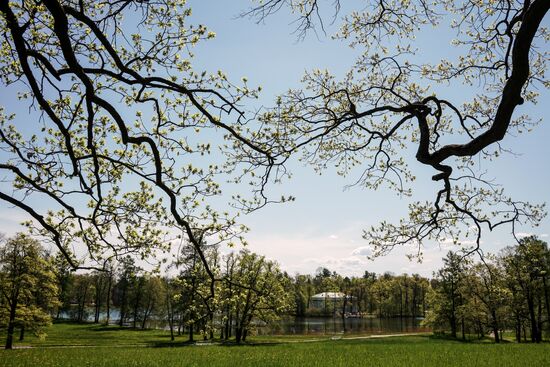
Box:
[0,1,549,277]
[186,1,550,276]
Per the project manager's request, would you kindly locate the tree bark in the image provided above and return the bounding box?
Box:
[526,289,539,342]
[141,301,150,330]
[188,319,194,342]
[543,276,550,334]
[5,299,17,349]
[515,313,521,343]
[119,280,127,327]
[105,275,112,325]
[132,280,143,329]
[491,310,500,343]
[235,327,242,344]
[461,316,465,341]
[94,281,102,324]
[19,325,25,342]
[450,282,457,338]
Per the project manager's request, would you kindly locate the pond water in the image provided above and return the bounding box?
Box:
[258,316,429,336]
[59,308,428,336]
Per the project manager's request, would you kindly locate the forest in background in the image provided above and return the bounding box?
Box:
[2,233,550,349]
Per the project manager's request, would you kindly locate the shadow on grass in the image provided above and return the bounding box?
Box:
[148,338,284,348]
[87,326,161,332]
[53,321,130,332]
[149,340,200,348]
[427,333,512,344]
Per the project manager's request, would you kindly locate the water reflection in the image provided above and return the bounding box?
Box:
[258,316,429,336]
[58,308,429,336]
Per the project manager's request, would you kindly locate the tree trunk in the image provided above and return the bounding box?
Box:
[209,312,214,340]
[166,291,175,341]
[515,313,521,343]
[411,287,417,319]
[118,277,128,327]
[19,325,25,342]
[527,290,539,342]
[461,316,465,341]
[188,319,194,342]
[77,287,87,323]
[342,295,348,332]
[242,314,254,342]
[224,310,232,340]
[449,314,457,338]
[422,285,427,316]
[543,276,550,334]
[537,296,543,342]
[105,276,112,325]
[450,283,457,338]
[224,317,229,340]
[478,319,484,338]
[119,281,127,327]
[235,326,242,344]
[132,286,141,329]
[94,288,101,324]
[169,320,174,341]
[141,307,149,330]
[399,287,403,318]
[5,299,17,349]
[404,283,409,317]
[491,310,500,343]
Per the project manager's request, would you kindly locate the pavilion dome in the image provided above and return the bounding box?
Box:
[311,292,347,300]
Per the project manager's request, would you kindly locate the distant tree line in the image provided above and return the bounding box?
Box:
[0,233,58,349]
[425,236,550,343]
[1,234,293,347]
[290,268,430,320]
[2,233,550,349]
[50,242,291,344]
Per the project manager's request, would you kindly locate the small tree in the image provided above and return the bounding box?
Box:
[71,274,93,323]
[0,233,59,349]
[52,252,73,320]
[460,259,510,342]
[424,252,468,338]
[225,251,291,343]
[501,236,550,343]
[174,242,216,341]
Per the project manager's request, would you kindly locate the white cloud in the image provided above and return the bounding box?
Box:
[246,228,450,277]
[351,246,372,257]
[0,208,33,236]
[329,234,338,240]
[438,237,479,248]
[300,245,445,277]
[302,255,371,275]
[438,238,455,247]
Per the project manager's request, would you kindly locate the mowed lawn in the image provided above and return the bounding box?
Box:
[1,324,549,367]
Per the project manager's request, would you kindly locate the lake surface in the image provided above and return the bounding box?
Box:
[258,316,429,335]
[60,308,428,335]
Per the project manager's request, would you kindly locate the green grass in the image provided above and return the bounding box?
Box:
[0,322,336,348]
[4,322,177,347]
[1,323,549,366]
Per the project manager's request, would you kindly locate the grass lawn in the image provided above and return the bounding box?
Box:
[1,323,549,366]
